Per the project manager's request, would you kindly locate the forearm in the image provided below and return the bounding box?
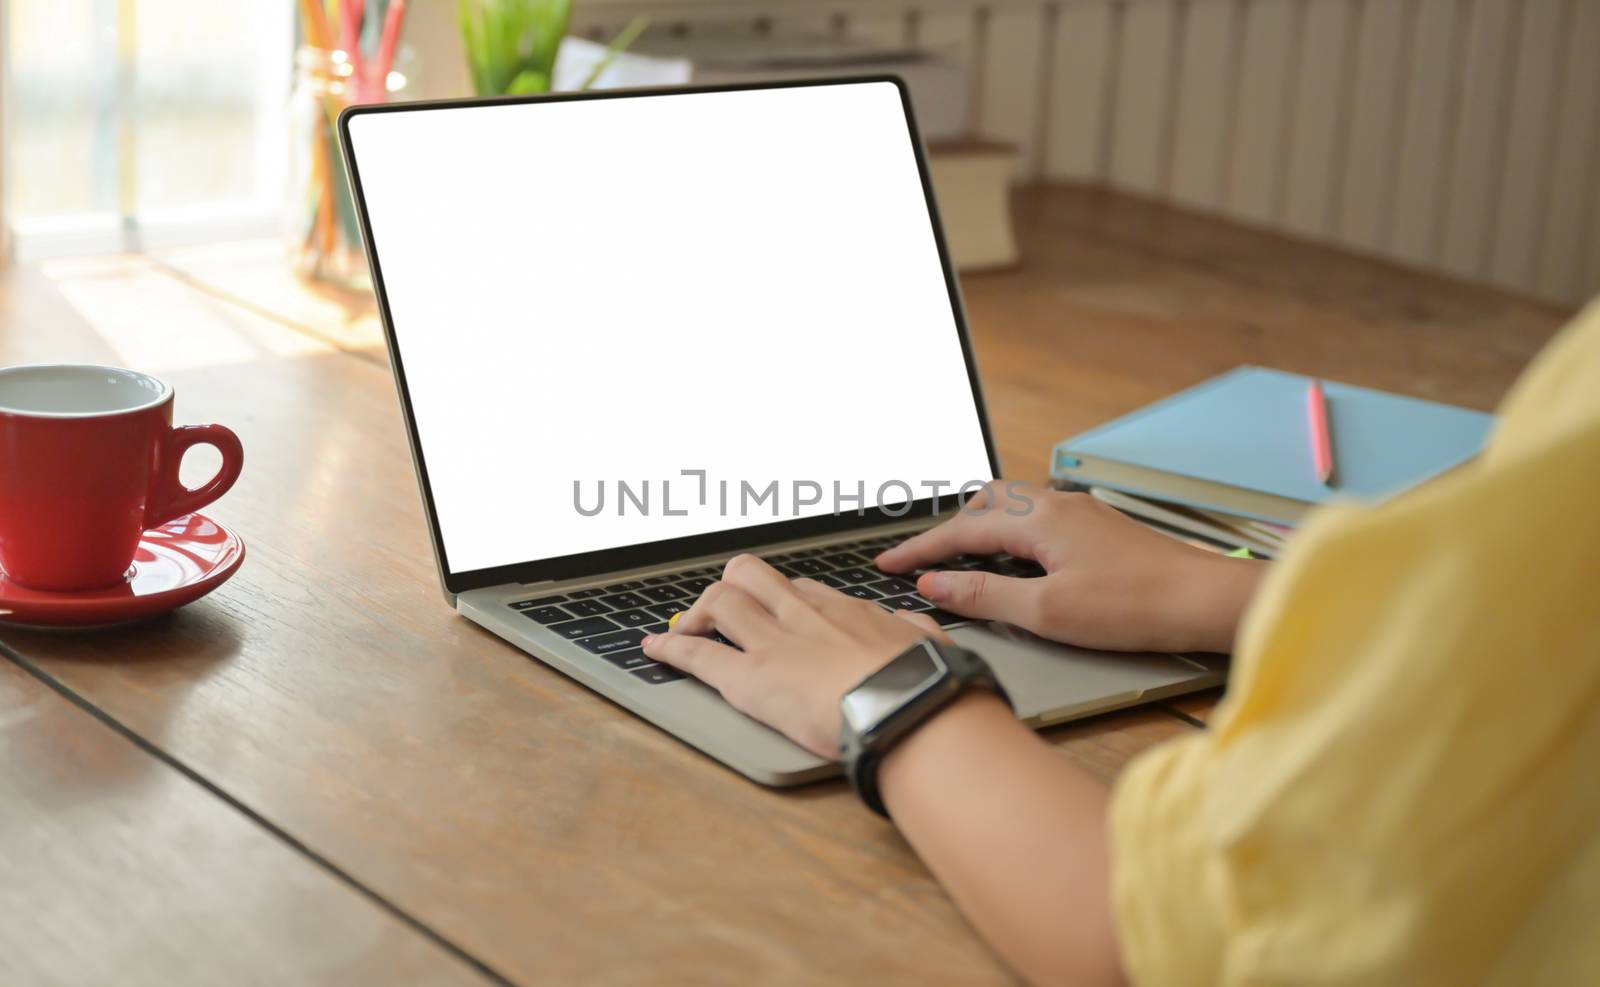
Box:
[1167,553,1270,654]
[878,693,1126,987]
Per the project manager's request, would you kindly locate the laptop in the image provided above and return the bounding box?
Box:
[339,77,1222,785]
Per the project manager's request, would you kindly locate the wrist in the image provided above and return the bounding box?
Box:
[842,640,1011,817]
[877,690,1016,814]
[1168,552,1268,653]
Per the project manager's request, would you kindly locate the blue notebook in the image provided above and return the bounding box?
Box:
[1050,367,1495,526]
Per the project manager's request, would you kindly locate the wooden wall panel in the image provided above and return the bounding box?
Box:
[1280,0,1354,239]
[917,7,980,75]
[575,0,1598,306]
[1438,0,1520,279]
[1168,0,1240,210]
[1537,0,1600,302]
[1226,0,1300,224]
[769,8,839,37]
[1108,0,1178,196]
[847,8,913,48]
[1336,0,1410,252]
[1389,0,1463,267]
[1586,186,1600,309]
[917,7,981,134]
[1043,1,1116,181]
[979,5,1051,177]
[1488,0,1568,291]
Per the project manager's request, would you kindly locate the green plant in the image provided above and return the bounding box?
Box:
[459,0,646,96]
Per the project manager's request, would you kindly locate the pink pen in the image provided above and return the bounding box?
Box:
[1307,380,1335,486]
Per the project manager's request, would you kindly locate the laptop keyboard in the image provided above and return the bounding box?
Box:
[507,533,1046,685]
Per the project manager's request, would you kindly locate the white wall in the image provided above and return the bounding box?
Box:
[411,0,1600,308]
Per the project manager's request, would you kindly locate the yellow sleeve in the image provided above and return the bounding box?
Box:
[1110,304,1600,987]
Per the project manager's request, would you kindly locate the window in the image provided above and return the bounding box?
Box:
[3,0,293,259]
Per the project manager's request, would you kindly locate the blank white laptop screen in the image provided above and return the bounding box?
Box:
[345,80,994,575]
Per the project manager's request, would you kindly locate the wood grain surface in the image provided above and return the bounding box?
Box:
[0,655,490,986]
[0,185,1569,984]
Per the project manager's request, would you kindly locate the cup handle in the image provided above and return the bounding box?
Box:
[147,424,244,529]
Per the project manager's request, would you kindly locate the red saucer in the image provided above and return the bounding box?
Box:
[0,513,244,628]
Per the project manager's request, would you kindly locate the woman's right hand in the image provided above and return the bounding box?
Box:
[874,482,1267,654]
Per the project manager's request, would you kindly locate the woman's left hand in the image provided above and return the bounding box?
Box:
[640,553,949,758]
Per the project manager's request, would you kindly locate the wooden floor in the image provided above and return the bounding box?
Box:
[126,183,1568,478]
[0,184,1573,984]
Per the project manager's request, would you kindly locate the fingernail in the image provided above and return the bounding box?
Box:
[919,573,945,600]
[641,635,656,648]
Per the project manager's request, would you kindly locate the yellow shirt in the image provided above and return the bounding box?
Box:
[1111,301,1600,986]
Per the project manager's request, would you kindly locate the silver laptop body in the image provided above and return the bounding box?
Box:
[342,77,1222,786]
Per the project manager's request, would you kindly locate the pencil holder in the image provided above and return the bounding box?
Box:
[288,43,413,289]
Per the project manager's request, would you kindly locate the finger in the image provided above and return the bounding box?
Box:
[790,576,873,615]
[717,553,810,620]
[640,631,742,692]
[876,491,1040,571]
[892,609,948,640]
[789,576,845,606]
[915,569,1042,627]
[791,578,898,633]
[672,580,779,646]
[894,610,956,646]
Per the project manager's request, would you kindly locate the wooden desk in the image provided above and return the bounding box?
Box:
[0,655,485,986]
[0,186,1569,984]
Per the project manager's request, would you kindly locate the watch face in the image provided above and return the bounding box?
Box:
[841,643,944,733]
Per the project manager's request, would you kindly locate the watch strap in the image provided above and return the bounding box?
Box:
[847,743,893,819]
[845,640,1009,819]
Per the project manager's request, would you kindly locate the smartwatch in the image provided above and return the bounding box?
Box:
[838,638,1010,818]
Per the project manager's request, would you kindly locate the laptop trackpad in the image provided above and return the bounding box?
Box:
[948,621,1213,722]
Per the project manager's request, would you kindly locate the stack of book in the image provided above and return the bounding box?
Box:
[1050,367,1496,558]
[1084,486,1291,558]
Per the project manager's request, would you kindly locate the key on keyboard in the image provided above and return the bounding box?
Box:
[521,605,573,625]
[577,628,648,655]
[646,601,691,620]
[632,664,686,684]
[564,598,612,617]
[833,567,879,586]
[511,595,565,609]
[609,609,656,628]
[602,649,654,670]
[878,595,929,612]
[549,616,618,639]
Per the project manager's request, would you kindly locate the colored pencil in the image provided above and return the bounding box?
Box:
[297,0,332,50]
[1307,380,1335,486]
[375,0,408,93]
[314,124,336,256]
[341,0,365,67]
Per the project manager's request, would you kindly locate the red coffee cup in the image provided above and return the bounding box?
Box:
[0,364,243,592]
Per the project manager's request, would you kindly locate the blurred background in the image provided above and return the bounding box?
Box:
[3,0,1597,307]
[4,0,292,252]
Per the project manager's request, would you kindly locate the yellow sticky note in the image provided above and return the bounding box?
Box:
[668,611,683,630]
